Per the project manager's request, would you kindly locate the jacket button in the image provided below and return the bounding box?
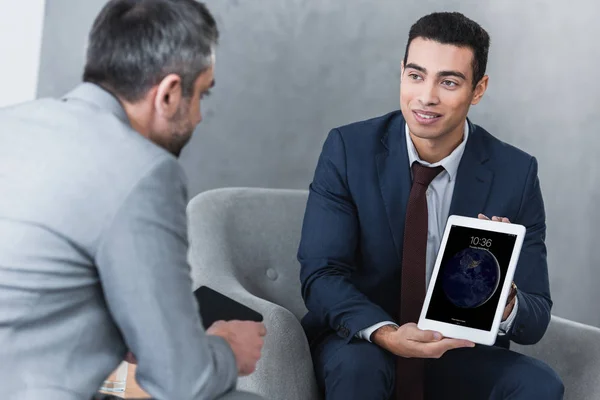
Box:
[338,326,349,337]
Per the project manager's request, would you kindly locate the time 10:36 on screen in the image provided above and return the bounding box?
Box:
[470,236,492,247]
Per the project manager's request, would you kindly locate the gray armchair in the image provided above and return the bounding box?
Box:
[187,187,600,400]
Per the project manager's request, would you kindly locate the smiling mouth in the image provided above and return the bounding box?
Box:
[413,110,442,119]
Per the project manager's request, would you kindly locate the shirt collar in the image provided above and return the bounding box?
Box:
[405,120,469,181]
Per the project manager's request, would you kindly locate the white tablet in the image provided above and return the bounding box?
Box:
[418,215,526,345]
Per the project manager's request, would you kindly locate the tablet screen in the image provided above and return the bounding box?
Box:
[425,225,517,331]
[194,286,263,330]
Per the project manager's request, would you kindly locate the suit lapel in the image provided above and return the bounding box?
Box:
[376,117,411,263]
[449,122,494,218]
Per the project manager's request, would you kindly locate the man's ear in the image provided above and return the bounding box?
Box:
[154,74,183,118]
[471,75,489,105]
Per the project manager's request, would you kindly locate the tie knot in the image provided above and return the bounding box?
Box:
[411,162,444,186]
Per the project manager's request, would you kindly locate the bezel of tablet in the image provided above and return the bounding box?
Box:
[417,215,526,345]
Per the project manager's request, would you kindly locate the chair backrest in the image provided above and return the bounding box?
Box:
[187,187,310,320]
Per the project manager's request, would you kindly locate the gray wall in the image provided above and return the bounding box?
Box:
[38,0,600,328]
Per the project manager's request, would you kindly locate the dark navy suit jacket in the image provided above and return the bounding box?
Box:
[298,111,552,350]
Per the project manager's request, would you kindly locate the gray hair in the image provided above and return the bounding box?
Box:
[83,0,218,102]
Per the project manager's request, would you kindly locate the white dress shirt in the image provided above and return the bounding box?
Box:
[357,121,518,342]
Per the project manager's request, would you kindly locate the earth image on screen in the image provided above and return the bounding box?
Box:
[441,247,501,308]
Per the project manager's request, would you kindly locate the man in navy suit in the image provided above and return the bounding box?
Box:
[298,12,564,400]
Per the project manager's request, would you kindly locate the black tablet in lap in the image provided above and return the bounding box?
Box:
[194,286,263,330]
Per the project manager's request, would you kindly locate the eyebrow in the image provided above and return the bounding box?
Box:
[405,63,467,81]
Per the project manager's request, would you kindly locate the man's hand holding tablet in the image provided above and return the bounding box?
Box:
[371,322,475,359]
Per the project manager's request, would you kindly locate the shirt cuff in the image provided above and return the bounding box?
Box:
[356,321,399,342]
[498,295,519,336]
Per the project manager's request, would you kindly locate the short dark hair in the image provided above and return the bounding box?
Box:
[83,0,218,102]
[403,12,490,89]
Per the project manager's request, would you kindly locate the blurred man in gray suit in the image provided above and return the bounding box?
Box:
[0,1,266,399]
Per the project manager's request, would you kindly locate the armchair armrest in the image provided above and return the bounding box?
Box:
[193,279,320,400]
[512,315,600,400]
[238,300,320,400]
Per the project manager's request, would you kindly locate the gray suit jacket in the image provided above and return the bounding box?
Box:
[0,83,238,400]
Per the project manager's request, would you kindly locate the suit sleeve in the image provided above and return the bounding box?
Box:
[95,156,237,399]
[298,129,395,342]
[508,156,553,345]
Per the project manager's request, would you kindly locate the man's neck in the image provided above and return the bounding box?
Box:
[410,121,466,164]
[98,82,153,138]
[121,100,152,138]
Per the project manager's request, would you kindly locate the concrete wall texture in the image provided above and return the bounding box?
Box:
[37,0,600,328]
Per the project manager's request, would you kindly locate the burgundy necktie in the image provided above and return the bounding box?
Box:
[396,162,444,400]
